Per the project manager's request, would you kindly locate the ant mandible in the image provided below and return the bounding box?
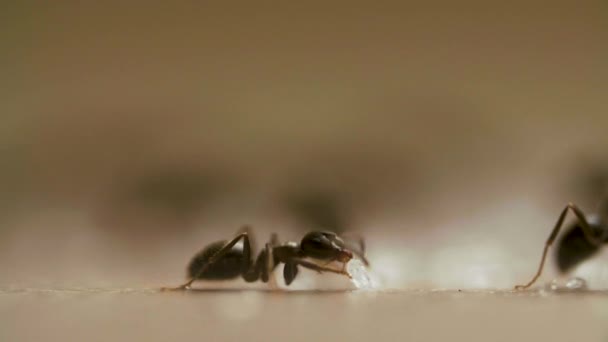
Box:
[162,226,369,290]
[515,202,608,290]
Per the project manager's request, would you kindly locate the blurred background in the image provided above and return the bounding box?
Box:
[1,2,608,290]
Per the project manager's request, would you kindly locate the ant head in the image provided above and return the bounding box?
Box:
[300,231,353,262]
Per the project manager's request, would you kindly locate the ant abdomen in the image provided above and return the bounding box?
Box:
[556,223,603,273]
[187,241,243,280]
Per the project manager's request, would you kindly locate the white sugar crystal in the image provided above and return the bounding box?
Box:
[346,259,375,289]
[543,277,588,293]
[565,277,587,290]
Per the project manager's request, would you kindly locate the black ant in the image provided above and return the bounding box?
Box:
[162,226,369,290]
[515,202,608,290]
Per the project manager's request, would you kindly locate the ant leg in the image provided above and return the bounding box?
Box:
[294,259,352,279]
[283,262,299,285]
[265,243,279,290]
[568,205,605,246]
[238,225,256,254]
[243,234,281,285]
[161,227,253,291]
[515,203,604,290]
[267,233,280,290]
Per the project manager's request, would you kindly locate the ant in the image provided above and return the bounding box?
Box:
[515,202,608,290]
[162,226,369,290]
